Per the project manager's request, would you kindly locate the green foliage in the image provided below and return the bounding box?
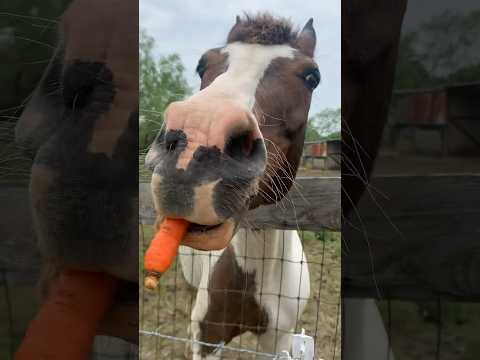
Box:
[139,30,191,152]
[448,63,480,84]
[301,231,339,242]
[395,10,480,90]
[394,32,435,90]
[305,122,321,141]
[315,230,339,242]
[323,131,341,141]
[307,108,341,141]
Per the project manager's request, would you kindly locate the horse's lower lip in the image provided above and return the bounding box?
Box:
[181,219,235,251]
[187,222,223,233]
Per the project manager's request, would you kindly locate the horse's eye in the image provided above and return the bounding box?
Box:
[196,58,207,79]
[303,68,321,90]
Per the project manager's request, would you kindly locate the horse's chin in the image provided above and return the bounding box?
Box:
[181,218,236,251]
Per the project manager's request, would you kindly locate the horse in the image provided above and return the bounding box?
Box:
[14,0,139,343]
[145,13,319,358]
[341,0,407,216]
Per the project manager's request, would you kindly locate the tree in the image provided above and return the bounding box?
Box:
[394,10,480,90]
[308,108,341,141]
[305,121,321,142]
[139,30,191,151]
[414,10,480,78]
[394,32,435,90]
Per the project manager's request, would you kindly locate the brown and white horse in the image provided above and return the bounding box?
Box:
[146,14,319,358]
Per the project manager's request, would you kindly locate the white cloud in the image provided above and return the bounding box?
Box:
[140,0,340,114]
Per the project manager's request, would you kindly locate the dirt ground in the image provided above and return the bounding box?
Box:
[139,226,341,360]
[297,168,340,178]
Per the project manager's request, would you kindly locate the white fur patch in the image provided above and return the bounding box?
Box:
[232,229,310,338]
[180,229,310,355]
[192,42,295,111]
[190,179,221,225]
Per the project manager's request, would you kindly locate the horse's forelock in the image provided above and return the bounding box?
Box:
[227,12,298,46]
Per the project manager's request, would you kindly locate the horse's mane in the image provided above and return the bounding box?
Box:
[227,13,298,46]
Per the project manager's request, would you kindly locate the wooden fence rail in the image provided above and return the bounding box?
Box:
[139,177,341,232]
[5,173,479,301]
[343,174,480,301]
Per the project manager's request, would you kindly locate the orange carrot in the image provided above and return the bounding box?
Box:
[15,269,117,360]
[144,218,189,289]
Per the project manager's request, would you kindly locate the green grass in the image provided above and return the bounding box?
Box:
[139,153,151,183]
[378,300,480,359]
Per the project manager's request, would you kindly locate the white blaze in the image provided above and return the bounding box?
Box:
[191,42,295,111]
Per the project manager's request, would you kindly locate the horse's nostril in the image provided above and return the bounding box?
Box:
[166,139,178,152]
[164,129,185,153]
[225,131,256,160]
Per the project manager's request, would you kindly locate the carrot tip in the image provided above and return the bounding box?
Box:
[143,217,189,278]
[144,275,159,290]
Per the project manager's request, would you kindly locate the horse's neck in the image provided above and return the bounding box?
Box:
[231,228,296,264]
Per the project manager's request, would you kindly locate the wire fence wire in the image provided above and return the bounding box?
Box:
[139,222,342,360]
[377,298,480,360]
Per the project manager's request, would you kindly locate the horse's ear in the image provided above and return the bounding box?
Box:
[227,15,242,42]
[295,18,316,57]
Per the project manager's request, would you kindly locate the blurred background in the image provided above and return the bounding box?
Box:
[0,1,70,185]
[1,3,70,358]
[0,2,138,359]
[343,2,480,359]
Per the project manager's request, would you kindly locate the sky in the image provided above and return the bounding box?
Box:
[139,0,341,116]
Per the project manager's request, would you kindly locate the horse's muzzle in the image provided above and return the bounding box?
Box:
[146,98,267,234]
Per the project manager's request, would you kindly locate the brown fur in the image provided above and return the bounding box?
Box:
[198,43,317,210]
[227,13,298,46]
[342,0,407,216]
[198,246,269,357]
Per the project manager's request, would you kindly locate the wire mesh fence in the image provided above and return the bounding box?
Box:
[139,220,342,360]
[1,186,479,359]
[376,298,480,360]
